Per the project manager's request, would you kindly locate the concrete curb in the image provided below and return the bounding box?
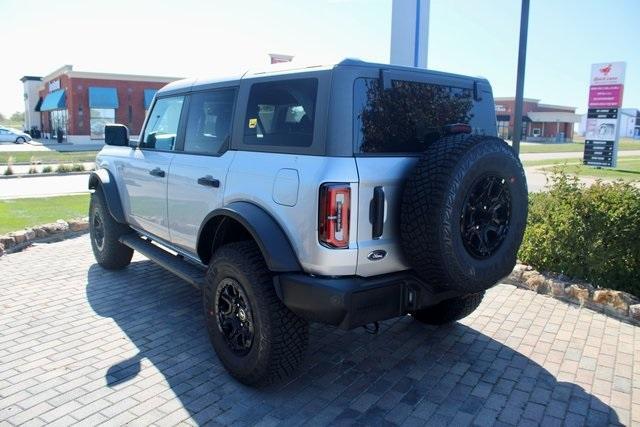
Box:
[504,263,640,326]
[0,171,91,180]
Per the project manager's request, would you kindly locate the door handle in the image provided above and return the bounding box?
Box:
[197,176,220,188]
[149,167,165,178]
[370,186,385,239]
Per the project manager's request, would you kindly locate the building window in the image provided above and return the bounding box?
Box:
[50,109,69,138]
[90,108,116,139]
[497,121,510,139]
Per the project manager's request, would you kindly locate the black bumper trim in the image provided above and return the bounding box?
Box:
[275,271,462,330]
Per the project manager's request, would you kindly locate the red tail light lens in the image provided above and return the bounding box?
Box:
[319,183,350,249]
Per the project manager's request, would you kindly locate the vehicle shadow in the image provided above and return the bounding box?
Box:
[86,261,621,426]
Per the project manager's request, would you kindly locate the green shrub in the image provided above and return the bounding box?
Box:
[519,170,640,296]
[28,166,37,174]
[3,166,13,176]
[42,165,53,173]
[56,164,72,173]
[71,163,85,172]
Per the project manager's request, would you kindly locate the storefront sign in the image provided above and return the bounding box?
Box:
[495,104,506,112]
[588,85,623,108]
[584,63,626,168]
[48,79,60,92]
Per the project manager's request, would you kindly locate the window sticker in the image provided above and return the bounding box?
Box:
[248,118,257,129]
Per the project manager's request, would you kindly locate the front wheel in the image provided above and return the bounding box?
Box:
[89,188,133,270]
[412,292,484,325]
[15,137,26,144]
[203,241,309,385]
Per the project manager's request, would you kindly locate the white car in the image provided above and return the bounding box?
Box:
[0,127,32,143]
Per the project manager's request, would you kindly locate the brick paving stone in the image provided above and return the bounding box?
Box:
[0,235,637,426]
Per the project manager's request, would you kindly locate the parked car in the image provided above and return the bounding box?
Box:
[0,126,32,143]
[88,59,528,385]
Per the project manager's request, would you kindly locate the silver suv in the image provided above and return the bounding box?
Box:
[88,59,528,385]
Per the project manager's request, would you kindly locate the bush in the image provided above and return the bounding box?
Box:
[71,163,85,172]
[42,165,53,173]
[3,166,13,176]
[519,170,640,296]
[56,164,72,173]
[28,166,37,174]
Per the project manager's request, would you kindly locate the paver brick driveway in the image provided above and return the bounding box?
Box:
[1,235,639,426]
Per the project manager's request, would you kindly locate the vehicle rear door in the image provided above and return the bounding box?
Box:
[353,70,477,277]
[119,95,185,240]
[167,88,238,253]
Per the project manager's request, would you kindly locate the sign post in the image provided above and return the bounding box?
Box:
[583,62,626,168]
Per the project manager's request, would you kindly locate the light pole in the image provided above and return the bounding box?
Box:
[512,0,530,155]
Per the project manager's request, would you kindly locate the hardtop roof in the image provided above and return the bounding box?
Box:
[157,59,488,95]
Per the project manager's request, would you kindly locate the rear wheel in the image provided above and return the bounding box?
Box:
[412,292,484,325]
[203,241,309,385]
[89,188,133,270]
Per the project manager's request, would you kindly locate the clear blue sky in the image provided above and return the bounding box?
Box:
[0,0,638,116]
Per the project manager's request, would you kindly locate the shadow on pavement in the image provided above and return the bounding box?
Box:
[86,261,620,426]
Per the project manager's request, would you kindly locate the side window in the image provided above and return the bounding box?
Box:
[184,89,236,155]
[140,96,185,150]
[244,78,317,147]
[354,78,473,153]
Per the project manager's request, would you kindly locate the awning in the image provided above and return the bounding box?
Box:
[522,116,532,123]
[528,111,581,123]
[144,89,158,109]
[40,90,66,111]
[34,97,43,112]
[89,87,119,109]
[496,114,510,121]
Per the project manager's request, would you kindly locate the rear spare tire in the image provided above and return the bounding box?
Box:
[412,292,484,325]
[401,134,527,294]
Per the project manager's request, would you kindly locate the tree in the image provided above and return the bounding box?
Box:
[0,112,6,122]
[10,111,24,122]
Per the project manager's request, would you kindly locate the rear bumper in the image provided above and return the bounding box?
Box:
[274,271,463,330]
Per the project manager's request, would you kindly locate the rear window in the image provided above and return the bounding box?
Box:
[244,78,317,147]
[354,78,473,154]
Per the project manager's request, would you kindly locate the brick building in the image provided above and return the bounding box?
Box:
[22,65,180,144]
[494,97,581,142]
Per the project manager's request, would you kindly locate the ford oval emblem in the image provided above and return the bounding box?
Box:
[367,250,387,261]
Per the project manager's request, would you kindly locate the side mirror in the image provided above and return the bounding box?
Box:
[105,124,129,146]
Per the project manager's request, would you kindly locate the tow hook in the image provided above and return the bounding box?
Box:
[362,321,379,335]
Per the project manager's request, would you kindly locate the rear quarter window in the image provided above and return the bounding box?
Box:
[354,78,474,154]
[244,78,318,148]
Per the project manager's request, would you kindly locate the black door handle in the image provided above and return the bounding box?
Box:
[197,176,220,188]
[149,167,165,178]
[370,186,385,239]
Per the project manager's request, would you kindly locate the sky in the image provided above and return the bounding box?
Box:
[0,0,638,117]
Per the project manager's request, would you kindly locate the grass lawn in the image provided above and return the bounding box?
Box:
[534,156,640,181]
[0,195,89,234]
[0,151,98,165]
[519,138,640,154]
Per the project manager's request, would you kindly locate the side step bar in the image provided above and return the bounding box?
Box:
[119,234,206,289]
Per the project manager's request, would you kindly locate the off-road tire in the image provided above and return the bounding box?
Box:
[203,241,309,386]
[412,292,484,325]
[401,134,527,294]
[89,188,133,270]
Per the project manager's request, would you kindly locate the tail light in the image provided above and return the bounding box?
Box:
[319,183,350,249]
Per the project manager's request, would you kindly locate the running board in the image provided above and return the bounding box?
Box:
[119,234,206,289]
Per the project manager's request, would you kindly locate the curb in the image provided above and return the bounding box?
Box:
[0,219,89,257]
[0,171,91,179]
[505,264,640,326]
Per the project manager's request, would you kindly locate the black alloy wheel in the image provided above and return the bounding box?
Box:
[215,277,255,356]
[460,174,511,259]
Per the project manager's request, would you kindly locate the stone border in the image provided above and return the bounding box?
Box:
[505,263,640,326]
[0,171,91,180]
[0,218,89,257]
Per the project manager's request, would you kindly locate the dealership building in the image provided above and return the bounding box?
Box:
[494,97,581,142]
[21,65,180,143]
